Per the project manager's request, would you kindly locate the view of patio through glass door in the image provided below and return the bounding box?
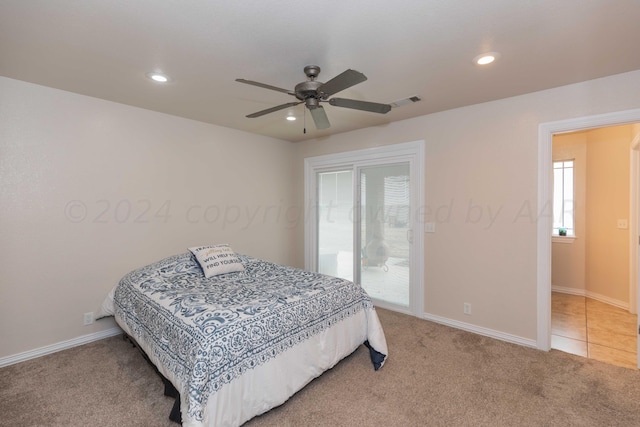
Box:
[360,163,410,307]
[317,163,411,307]
[317,170,354,282]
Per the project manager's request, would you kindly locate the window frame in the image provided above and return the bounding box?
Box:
[552,159,575,237]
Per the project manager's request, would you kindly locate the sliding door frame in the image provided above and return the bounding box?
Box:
[304,140,425,317]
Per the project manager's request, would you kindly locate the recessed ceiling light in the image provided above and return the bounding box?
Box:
[146,72,170,83]
[474,52,500,65]
[286,115,296,121]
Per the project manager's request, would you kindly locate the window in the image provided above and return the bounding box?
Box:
[553,160,574,236]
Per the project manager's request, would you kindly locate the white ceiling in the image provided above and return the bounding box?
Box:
[1,1,639,142]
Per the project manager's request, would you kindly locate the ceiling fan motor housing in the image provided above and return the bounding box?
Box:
[295,65,327,107]
[294,80,323,105]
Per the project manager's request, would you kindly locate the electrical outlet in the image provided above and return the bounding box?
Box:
[463,303,471,315]
[83,312,94,326]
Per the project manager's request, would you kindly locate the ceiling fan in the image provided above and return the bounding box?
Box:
[236,65,391,130]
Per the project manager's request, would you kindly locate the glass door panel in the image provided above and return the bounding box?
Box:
[317,170,354,281]
[359,163,411,307]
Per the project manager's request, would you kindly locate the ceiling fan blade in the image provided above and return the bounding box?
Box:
[328,98,392,114]
[236,79,295,96]
[318,69,367,98]
[309,106,330,129]
[246,101,302,118]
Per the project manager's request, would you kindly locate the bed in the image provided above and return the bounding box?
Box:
[101,245,388,427]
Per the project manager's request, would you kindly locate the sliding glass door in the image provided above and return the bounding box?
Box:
[316,163,411,307]
[317,170,354,281]
[359,163,411,307]
[305,141,424,316]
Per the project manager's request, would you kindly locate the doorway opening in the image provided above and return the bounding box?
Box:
[538,109,640,369]
[550,125,638,369]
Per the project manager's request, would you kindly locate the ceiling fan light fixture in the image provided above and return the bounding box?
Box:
[474,52,500,65]
[146,72,171,83]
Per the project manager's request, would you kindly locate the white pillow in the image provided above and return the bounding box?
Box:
[188,244,245,278]
[96,286,116,319]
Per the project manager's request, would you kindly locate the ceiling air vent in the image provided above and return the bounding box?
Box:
[390,96,421,108]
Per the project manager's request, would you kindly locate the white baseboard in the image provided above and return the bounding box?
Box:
[0,327,122,368]
[552,285,629,310]
[423,313,538,349]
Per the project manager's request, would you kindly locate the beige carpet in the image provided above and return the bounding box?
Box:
[1,308,639,426]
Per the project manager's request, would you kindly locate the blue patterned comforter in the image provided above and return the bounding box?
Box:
[114,252,387,425]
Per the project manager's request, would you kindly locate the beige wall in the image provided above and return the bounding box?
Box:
[0,77,296,358]
[3,69,640,360]
[293,70,640,341]
[552,132,587,292]
[585,125,632,304]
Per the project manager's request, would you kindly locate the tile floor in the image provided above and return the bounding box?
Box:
[551,292,638,369]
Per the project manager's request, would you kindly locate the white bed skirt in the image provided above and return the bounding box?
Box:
[116,306,387,427]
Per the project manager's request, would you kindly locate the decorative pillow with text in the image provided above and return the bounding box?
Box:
[188,244,245,278]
